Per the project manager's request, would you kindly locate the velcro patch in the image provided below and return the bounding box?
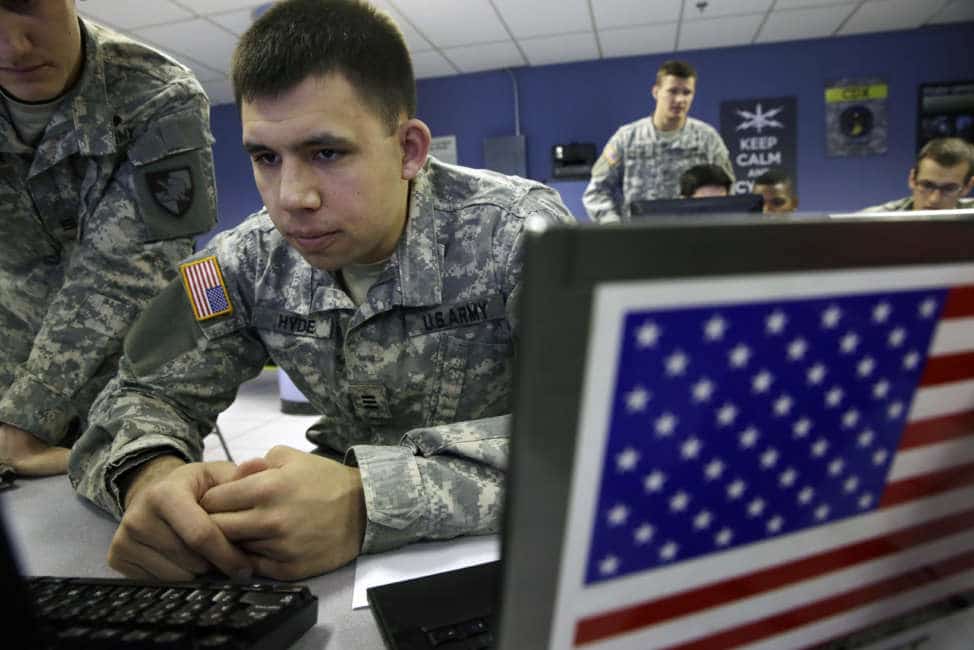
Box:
[180,256,233,321]
[603,143,620,165]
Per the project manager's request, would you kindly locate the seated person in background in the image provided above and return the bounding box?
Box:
[69,0,575,582]
[752,169,799,215]
[862,137,974,212]
[0,0,216,476]
[679,163,732,198]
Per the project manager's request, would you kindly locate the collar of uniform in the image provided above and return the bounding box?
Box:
[394,159,444,307]
[0,99,31,155]
[29,20,116,175]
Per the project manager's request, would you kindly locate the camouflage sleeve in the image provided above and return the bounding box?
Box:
[708,129,736,184]
[0,92,217,445]
[69,248,269,518]
[582,130,626,223]
[349,186,574,554]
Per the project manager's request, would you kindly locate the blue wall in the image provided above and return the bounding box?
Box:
[208,21,974,235]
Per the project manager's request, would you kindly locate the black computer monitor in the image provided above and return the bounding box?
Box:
[629,193,764,219]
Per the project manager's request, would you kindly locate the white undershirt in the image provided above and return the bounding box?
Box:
[1,91,60,147]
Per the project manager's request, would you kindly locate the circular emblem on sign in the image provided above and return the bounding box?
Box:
[839,105,874,139]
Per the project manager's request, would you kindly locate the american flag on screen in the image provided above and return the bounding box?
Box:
[180,256,233,321]
[575,283,974,648]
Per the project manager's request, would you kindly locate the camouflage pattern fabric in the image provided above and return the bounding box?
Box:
[582,116,734,223]
[0,20,217,445]
[69,157,575,554]
[861,196,974,212]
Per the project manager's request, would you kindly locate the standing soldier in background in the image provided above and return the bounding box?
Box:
[0,0,217,476]
[583,60,734,223]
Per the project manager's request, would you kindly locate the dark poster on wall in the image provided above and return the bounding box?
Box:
[720,97,798,195]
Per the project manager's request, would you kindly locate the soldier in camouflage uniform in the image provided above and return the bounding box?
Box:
[582,60,734,223]
[69,0,574,582]
[0,1,216,476]
[862,138,974,213]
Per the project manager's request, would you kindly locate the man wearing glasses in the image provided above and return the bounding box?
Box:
[863,138,974,212]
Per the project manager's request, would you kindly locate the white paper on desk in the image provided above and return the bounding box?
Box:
[352,535,500,609]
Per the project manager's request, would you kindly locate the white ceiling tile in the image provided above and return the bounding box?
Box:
[684,0,774,21]
[599,23,679,58]
[679,13,764,50]
[369,0,434,52]
[181,0,266,15]
[78,0,192,29]
[756,5,856,42]
[519,32,600,67]
[593,0,683,29]
[774,0,856,7]
[180,59,226,84]
[442,41,526,74]
[929,0,974,25]
[493,0,591,38]
[412,51,459,79]
[134,19,239,77]
[207,10,255,36]
[839,0,942,35]
[202,79,236,106]
[390,0,510,48]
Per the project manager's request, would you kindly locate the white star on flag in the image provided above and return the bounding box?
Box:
[739,426,760,448]
[659,542,679,561]
[857,430,875,447]
[857,356,876,377]
[760,447,779,469]
[607,504,629,526]
[715,528,734,547]
[704,458,725,481]
[765,310,787,334]
[716,402,738,426]
[872,302,892,323]
[873,448,890,465]
[767,516,784,533]
[821,305,842,329]
[828,458,845,476]
[644,470,666,493]
[636,321,661,348]
[779,467,798,487]
[752,369,774,393]
[815,504,831,521]
[654,412,678,436]
[748,498,766,517]
[599,555,619,575]
[806,363,827,385]
[842,409,860,429]
[918,297,938,318]
[625,386,650,412]
[859,493,874,509]
[670,491,690,512]
[616,447,640,472]
[773,393,794,416]
[691,378,715,403]
[888,327,907,348]
[872,379,890,399]
[903,350,920,370]
[840,332,860,354]
[726,479,747,500]
[728,343,752,368]
[844,476,860,493]
[634,523,654,545]
[888,401,904,419]
[665,350,690,376]
[825,386,844,408]
[704,315,728,341]
[681,437,702,460]
[792,417,812,438]
[811,438,829,458]
[694,510,713,530]
[786,337,807,361]
[797,486,815,505]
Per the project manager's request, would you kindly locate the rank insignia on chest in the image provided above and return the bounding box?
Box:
[180,256,233,321]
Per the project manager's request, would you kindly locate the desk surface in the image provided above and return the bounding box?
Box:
[2,475,385,649]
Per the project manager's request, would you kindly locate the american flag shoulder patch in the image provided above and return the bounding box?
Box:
[180,256,233,321]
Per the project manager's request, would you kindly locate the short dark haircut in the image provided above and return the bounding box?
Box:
[916,137,974,183]
[754,169,795,192]
[656,60,697,85]
[680,164,732,197]
[231,0,416,133]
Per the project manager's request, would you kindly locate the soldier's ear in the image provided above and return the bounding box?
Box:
[400,118,431,181]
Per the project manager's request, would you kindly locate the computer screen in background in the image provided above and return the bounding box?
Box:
[629,194,764,219]
[501,213,974,649]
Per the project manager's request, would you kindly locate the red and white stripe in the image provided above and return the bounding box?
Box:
[572,284,974,649]
[183,258,223,319]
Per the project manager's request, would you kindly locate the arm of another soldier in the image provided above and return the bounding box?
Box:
[0,88,217,475]
[582,130,626,223]
[709,127,736,185]
[69,245,269,581]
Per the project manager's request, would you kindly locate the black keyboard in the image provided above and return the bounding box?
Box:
[26,576,318,649]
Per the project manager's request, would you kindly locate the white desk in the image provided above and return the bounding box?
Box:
[1,475,385,649]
